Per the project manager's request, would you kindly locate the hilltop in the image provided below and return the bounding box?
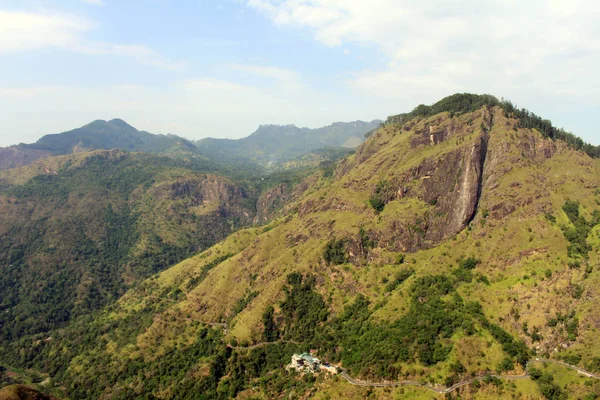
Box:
[2,94,600,399]
[0,119,196,170]
[0,119,379,171]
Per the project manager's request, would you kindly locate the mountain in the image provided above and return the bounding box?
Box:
[3,94,600,399]
[0,117,369,356]
[195,120,381,165]
[0,119,381,172]
[0,149,291,345]
[0,119,196,170]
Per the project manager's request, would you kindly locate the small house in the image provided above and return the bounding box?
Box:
[287,353,339,374]
[288,353,321,373]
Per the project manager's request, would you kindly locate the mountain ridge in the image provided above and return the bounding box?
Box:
[2,94,600,399]
[195,119,381,165]
[3,95,600,399]
[0,119,380,171]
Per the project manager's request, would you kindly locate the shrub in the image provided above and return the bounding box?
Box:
[459,257,481,270]
[587,357,600,372]
[368,197,385,213]
[498,357,514,372]
[323,239,347,265]
[369,180,388,213]
[385,268,415,292]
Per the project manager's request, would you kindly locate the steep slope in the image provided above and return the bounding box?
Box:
[0,119,197,170]
[195,120,381,165]
[0,150,262,343]
[6,97,600,399]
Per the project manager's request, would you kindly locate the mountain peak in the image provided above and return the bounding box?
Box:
[108,118,137,130]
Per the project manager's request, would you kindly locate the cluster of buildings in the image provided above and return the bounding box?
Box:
[287,352,339,374]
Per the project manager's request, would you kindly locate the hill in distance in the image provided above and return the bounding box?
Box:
[0,119,197,170]
[0,119,380,171]
[0,150,276,343]
[3,94,600,399]
[195,120,381,165]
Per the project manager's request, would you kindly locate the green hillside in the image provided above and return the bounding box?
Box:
[3,95,600,399]
[195,120,381,165]
[0,119,379,172]
[31,119,197,155]
[0,119,198,170]
[0,149,294,346]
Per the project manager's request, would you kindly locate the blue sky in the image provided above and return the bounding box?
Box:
[0,0,599,146]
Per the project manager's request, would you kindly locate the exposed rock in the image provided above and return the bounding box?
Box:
[169,175,248,207]
[0,385,57,400]
[254,183,290,224]
[380,134,487,248]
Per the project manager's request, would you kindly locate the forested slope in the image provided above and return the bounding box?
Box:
[3,94,600,399]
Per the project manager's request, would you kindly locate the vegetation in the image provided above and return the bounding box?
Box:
[0,153,254,344]
[459,256,481,270]
[0,150,315,362]
[562,200,598,259]
[257,273,528,380]
[2,95,600,399]
[279,273,329,341]
[386,93,600,157]
[323,238,348,265]
[384,268,414,292]
[368,180,389,213]
[529,368,567,400]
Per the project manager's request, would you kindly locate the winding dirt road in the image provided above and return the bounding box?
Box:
[339,359,600,394]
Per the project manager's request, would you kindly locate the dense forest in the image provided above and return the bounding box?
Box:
[0,151,316,351]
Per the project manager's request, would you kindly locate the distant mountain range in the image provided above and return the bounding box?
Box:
[0,119,381,170]
[195,120,381,165]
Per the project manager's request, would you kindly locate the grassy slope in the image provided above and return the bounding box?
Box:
[16,107,600,399]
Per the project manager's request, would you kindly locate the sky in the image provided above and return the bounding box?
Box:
[0,0,599,147]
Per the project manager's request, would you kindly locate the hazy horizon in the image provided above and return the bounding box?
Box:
[1,0,599,147]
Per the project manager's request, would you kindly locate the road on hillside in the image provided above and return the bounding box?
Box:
[207,322,600,394]
[339,359,600,394]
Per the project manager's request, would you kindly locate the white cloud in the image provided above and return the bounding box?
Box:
[0,10,181,69]
[0,86,62,98]
[247,0,600,112]
[181,78,251,92]
[230,64,300,82]
[229,64,305,91]
[74,43,185,69]
[81,0,105,5]
[0,11,91,53]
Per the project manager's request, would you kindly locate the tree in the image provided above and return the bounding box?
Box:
[323,239,347,265]
[262,306,278,342]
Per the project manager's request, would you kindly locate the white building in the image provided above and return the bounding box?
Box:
[287,353,339,374]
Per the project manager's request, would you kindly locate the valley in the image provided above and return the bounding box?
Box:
[1,94,600,399]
